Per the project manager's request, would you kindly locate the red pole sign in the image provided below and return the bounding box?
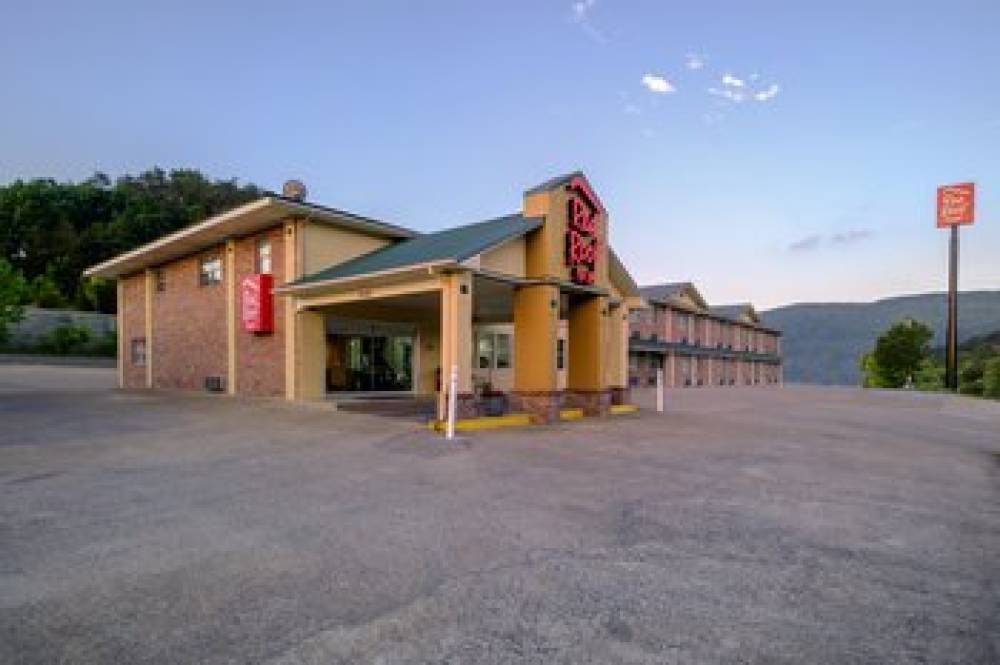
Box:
[936,181,975,390]
[936,182,975,228]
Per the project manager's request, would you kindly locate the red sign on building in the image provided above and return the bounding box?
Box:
[937,182,975,228]
[241,273,274,333]
[564,176,603,285]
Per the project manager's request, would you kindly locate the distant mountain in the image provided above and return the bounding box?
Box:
[762,290,1000,385]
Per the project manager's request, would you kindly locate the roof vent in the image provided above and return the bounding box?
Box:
[282,179,308,202]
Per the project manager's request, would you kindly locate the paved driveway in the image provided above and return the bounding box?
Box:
[1,366,998,664]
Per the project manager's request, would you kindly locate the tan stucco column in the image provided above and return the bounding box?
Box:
[566,295,609,415]
[604,303,629,403]
[293,307,326,400]
[439,272,473,419]
[144,268,154,388]
[225,239,237,395]
[415,319,440,397]
[511,283,560,422]
[283,219,301,401]
[116,280,125,389]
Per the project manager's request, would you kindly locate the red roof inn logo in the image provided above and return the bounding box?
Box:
[936,182,975,228]
[241,273,274,333]
[564,176,602,285]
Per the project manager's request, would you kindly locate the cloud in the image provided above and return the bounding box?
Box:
[571,0,595,19]
[570,0,606,42]
[641,74,675,94]
[722,73,745,88]
[685,53,705,70]
[789,235,822,252]
[830,229,873,245]
[755,84,780,102]
[708,86,746,103]
[789,229,874,252]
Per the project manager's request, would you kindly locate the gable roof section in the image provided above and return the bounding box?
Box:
[284,213,543,290]
[640,282,709,310]
[710,303,759,324]
[639,282,688,301]
[608,249,640,298]
[84,195,414,279]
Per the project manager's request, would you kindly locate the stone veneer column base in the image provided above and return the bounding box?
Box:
[563,389,612,416]
[609,386,631,406]
[509,390,564,424]
[455,393,478,419]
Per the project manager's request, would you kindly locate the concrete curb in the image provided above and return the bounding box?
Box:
[0,354,116,368]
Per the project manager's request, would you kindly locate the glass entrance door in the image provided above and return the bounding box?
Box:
[326,322,414,392]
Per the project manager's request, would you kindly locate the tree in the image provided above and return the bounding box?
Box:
[0,168,262,314]
[862,319,934,389]
[859,351,890,388]
[79,276,117,313]
[0,258,28,343]
[28,269,68,309]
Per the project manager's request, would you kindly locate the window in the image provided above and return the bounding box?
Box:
[477,332,511,370]
[477,334,493,369]
[130,338,147,366]
[495,334,511,369]
[256,237,272,274]
[556,338,565,370]
[154,269,166,292]
[199,256,222,286]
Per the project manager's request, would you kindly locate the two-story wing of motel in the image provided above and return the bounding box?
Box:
[85,172,781,424]
[628,282,783,389]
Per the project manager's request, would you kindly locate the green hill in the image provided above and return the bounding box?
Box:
[762,290,1000,385]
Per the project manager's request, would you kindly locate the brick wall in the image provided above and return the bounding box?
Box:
[115,224,289,397]
[120,273,146,388]
[234,226,286,397]
[151,249,228,391]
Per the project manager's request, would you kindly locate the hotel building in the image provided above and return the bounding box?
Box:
[628,282,783,389]
[86,173,646,423]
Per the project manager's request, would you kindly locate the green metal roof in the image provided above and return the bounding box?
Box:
[290,213,543,287]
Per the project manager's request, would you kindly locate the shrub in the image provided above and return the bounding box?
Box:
[93,330,117,357]
[41,323,92,355]
[958,357,985,396]
[983,357,1000,399]
[913,358,945,391]
[0,258,28,343]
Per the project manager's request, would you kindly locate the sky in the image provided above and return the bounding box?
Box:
[1,0,998,309]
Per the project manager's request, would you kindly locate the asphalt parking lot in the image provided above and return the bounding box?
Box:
[1,366,998,664]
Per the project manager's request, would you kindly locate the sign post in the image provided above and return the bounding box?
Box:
[446,364,458,440]
[936,182,975,390]
[656,367,664,413]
